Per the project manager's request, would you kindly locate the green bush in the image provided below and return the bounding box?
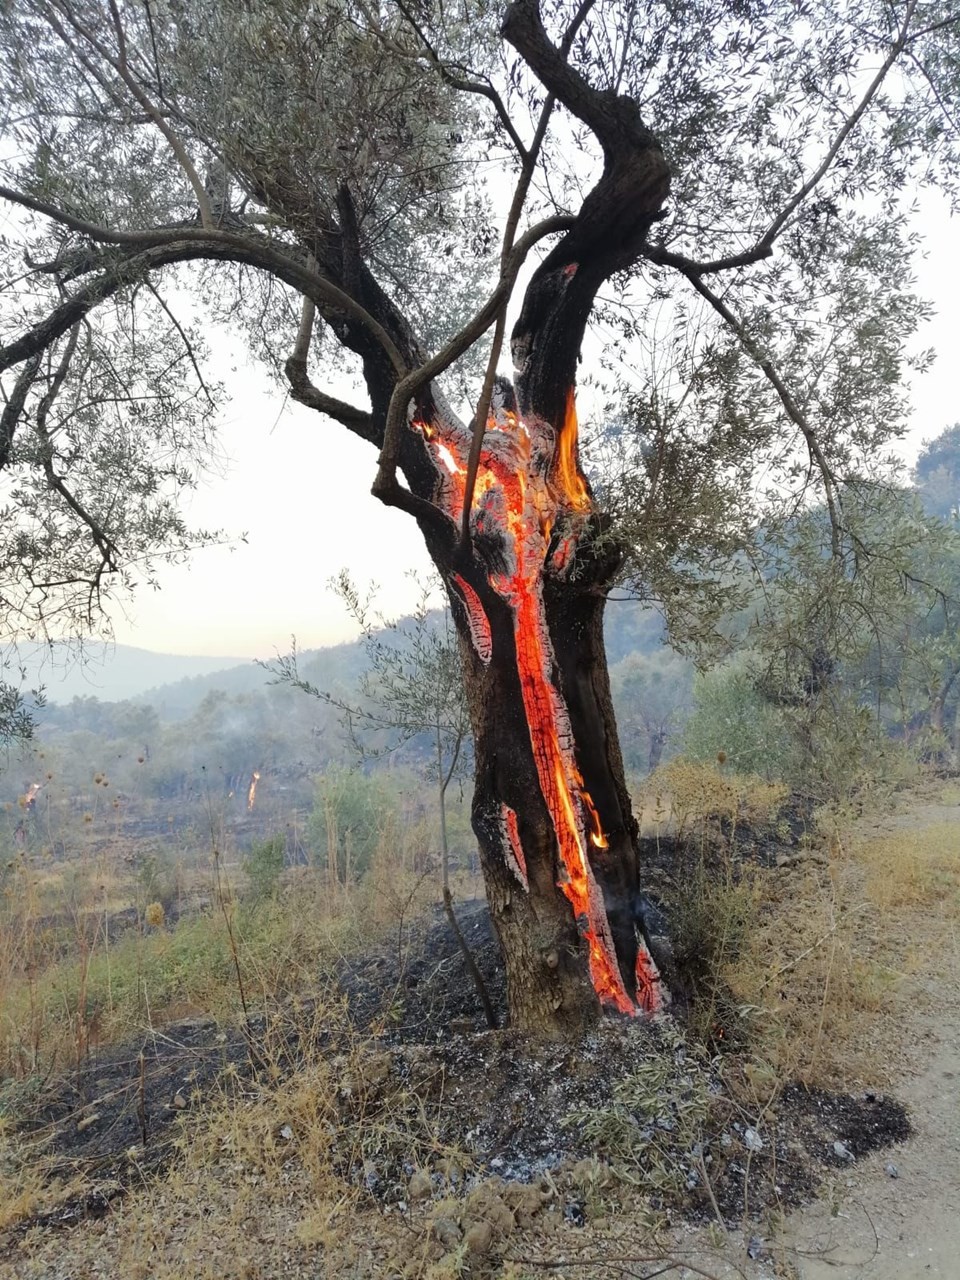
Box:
[683,660,799,780]
[243,835,286,901]
[307,767,399,880]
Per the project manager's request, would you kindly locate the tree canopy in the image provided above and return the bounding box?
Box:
[1,0,957,644]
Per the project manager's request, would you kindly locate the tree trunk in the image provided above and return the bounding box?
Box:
[317,2,672,1034]
[462,565,662,1035]
[407,377,665,1035]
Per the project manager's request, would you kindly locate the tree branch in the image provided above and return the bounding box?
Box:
[638,1,922,287]
[1,354,42,470]
[685,271,842,556]
[503,0,669,422]
[48,0,215,227]
[372,214,573,496]
[0,196,408,379]
[284,355,376,443]
[641,242,774,276]
[758,0,920,250]
[456,1,594,547]
[29,322,122,622]
[143,280,216,408]
[502,0,640,150]
[458,100,559,543]
[391,0,529,160]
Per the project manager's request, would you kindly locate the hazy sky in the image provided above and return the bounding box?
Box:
[102,193,960,661]
[110,360,435,660]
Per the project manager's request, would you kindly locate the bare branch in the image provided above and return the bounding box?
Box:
[459,2,598,542]
[143,280,216,408]
[685,271,842,557]
[282,249,376,441]
[284,354,376,442]
[459,308,508,544]
[642,242,774,276]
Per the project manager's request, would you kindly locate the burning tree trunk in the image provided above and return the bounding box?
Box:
[365,2,674,1033]
[411,381,665,1032]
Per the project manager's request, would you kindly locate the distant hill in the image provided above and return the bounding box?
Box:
[8,642,249,705]
[137,637,369,719]
[9,597,668,719]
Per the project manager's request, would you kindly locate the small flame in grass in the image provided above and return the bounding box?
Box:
[247,771,261,811]
[20,783,42,809]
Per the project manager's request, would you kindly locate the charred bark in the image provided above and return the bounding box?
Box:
[0,1,674,1037]
[369,4,675,1034]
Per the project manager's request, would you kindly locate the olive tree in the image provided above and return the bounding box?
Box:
[1,0,958,1031]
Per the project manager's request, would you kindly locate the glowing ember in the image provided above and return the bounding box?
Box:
[501,803,528,889]
[414,383,662,1015]
[247,770,261,811]
[634,939,662,1014]
[451,573,492,664]
[20,782,42,809]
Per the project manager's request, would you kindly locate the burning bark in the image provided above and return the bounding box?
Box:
[412,377,663,1018]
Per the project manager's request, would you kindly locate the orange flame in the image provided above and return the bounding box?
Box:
[552,388,591,512]
[247,771,260,811]
[581,790,608,849]
[413,386,661,1015]
[20,782,42,809]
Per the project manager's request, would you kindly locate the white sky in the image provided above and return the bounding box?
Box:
[110,363,435,660]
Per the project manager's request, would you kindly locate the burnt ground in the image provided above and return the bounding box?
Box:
[1,878,912,1244]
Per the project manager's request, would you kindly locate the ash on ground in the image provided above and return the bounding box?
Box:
[3,894,911,1241]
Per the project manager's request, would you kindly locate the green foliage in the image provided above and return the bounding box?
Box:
[243,835,286,901]
[0,681,38,750]
[675,483,960,805]
[307,767,399,881]
[133,851,177,913]
[683,660,798,782]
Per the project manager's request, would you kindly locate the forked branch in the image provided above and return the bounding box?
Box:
[372,214,573,499]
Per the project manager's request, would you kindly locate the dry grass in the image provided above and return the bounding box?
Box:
[857,822,960,911]
[3,762,959,1278]
[631,760,960,1092]
[0,812,454,1268]
[0,821,440,1089]
[719,816,960,1090]
[638,759,790,839]
[0,992,478,1279]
